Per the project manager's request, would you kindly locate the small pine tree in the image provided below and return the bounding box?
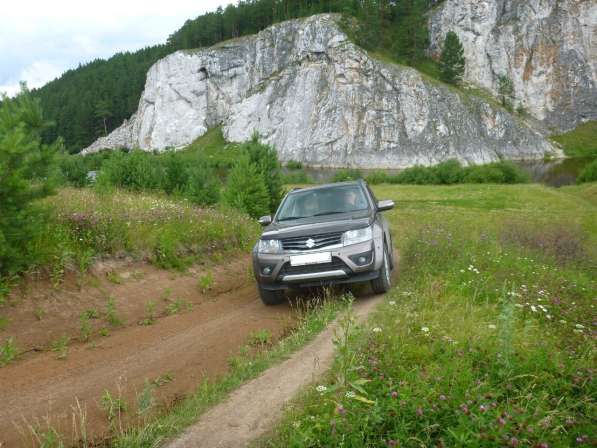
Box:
[0,85,60,276]
[223,157,270,219]
[439,31,466,85]
[184,161,220,206]
[241,134,283,213]
[497,75,515,111]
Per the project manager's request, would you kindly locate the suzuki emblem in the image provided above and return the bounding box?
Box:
[305,238,315,248]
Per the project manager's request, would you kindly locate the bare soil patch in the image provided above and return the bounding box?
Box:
[0,254,294,447]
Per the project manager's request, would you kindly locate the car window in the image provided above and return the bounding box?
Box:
[277,185,369,221]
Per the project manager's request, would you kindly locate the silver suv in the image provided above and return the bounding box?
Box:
[252,180,395,305]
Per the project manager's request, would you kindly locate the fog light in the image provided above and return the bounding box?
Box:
[349,251,373,266]
[262,266,272,275]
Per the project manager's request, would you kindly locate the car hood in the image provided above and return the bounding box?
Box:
[260,210,373,240]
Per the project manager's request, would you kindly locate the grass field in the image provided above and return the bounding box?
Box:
[551,120,597,159]
[260,183,596,447]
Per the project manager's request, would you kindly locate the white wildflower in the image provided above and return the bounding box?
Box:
[316,385,327,393]
[421,326,430,333]
[531,305,537,313]
[389,301,396,306]
[488,324,496,329]
[345,391,356,398]
[575,324,585,329]
[372,327,383,333]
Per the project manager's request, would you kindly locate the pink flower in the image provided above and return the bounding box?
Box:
[416,407,423,417]
[391,391,398,399]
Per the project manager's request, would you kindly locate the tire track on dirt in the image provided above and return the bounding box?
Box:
[167,292,386,448]
[0,278,293,447]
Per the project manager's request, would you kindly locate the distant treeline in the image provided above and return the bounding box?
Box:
[33,0,436,153]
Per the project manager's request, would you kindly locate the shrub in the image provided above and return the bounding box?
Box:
[223,157,270,218]
[281,170,313,184]
[577,159,597,184]
[332,168,363,182]
[96,150,161,191]
[57,154,90,187]
[184,162,220,205]
[393,165,439,184]
[241,136,283,213]
[161,152,189,195]
[365,170,390,185]
[434,160,465,184]
[286,160,303,170]
[0,87,60,277]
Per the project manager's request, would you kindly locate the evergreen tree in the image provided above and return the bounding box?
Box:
[223,157,270,219]
[0,85,60,276]
[439,31,465,85]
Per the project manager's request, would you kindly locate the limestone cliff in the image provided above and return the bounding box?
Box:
[83,14,559,167]
[429,0,596,132]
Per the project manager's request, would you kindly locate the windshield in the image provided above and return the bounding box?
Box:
[276,184,369,221]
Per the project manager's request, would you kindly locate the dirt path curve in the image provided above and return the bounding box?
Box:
[0,256,294,447]
[167,291,386,448]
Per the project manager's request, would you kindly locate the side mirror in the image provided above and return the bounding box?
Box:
[258,215,272,226]
[377,200,394,212]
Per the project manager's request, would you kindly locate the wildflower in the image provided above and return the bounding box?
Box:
[439,394,447,401]
[387,440,398,447]
[389,301,396,306]
[488,324,496,329]
[391,391,398,399]
[372,327,383,333]
[316,385,327,393]
[575,324,585,329]
[345,391,356,398]
[531,305,537,313]
[416,407,423,416]
[336,405,346,416]
[421,326,430,333]
[560,319,567,324]
[479,404,488,413]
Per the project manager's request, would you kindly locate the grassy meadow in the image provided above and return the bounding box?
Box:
[260,183,596,447]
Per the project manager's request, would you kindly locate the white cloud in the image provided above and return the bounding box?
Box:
[1,0,235,96]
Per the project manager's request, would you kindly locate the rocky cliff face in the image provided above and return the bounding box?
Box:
[429,0,597,132]
[83,14,558,167]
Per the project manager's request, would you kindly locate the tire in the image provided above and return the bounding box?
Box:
[258,285,286,305]
[371,246,391,294]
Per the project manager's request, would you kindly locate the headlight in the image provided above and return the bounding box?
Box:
[258,239,282,253]
[342,226,372,246]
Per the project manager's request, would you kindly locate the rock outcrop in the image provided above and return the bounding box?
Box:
[429,0,597,132]
[83,14,559,167]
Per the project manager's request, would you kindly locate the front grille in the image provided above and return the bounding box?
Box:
[279,257,350,277]
[281,231,342,251]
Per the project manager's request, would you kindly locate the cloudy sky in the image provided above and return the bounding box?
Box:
[1,0,235,96]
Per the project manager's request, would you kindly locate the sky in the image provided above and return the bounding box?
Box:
[0,0,235,96]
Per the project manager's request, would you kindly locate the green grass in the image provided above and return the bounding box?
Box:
[111,295,347,447]
[551,120,597,158]
[260,183,596,448]
[173,126,240,168]
[33,187,259,279]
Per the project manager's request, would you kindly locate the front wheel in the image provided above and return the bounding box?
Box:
[371,246,391,294]
[258,285,286,305]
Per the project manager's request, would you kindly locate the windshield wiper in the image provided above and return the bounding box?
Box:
[312,211,347,217]
[277,215,308,221]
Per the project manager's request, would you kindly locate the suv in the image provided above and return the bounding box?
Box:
[252,180,395,305]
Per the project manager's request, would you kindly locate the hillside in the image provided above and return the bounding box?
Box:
[33,0,433,153]
[82,14,557,168]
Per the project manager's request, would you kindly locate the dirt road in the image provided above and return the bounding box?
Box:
[167,292,385,448]
[0,255,294,447]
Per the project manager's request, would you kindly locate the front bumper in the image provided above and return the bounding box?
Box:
[253,240,381,291]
